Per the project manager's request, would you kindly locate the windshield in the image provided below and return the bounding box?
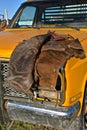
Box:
[12,6,36,28]
[10,3,87,29]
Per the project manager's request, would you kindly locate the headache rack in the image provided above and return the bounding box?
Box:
[41,4,87,28]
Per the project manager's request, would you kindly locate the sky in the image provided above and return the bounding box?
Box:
[0,0,25,19]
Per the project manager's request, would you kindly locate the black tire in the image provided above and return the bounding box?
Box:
[67,85,87,130]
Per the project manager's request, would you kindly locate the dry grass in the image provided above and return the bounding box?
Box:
[0,121,61,130]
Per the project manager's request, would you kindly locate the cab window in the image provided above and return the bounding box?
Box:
[13,6,36,28]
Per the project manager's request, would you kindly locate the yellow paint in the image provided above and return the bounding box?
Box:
[0,28,87,58]
[63,55,87,115]
[69,92,82,104]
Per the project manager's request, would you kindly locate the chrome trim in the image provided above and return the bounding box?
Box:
[6,100,80,129]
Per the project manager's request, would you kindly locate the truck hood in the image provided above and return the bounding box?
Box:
[0,28,87,58]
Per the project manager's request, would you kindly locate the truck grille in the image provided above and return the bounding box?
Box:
[0,61,30,98]
[0,61,9,81]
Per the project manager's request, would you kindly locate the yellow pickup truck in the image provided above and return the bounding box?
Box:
[0,0,87,130]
